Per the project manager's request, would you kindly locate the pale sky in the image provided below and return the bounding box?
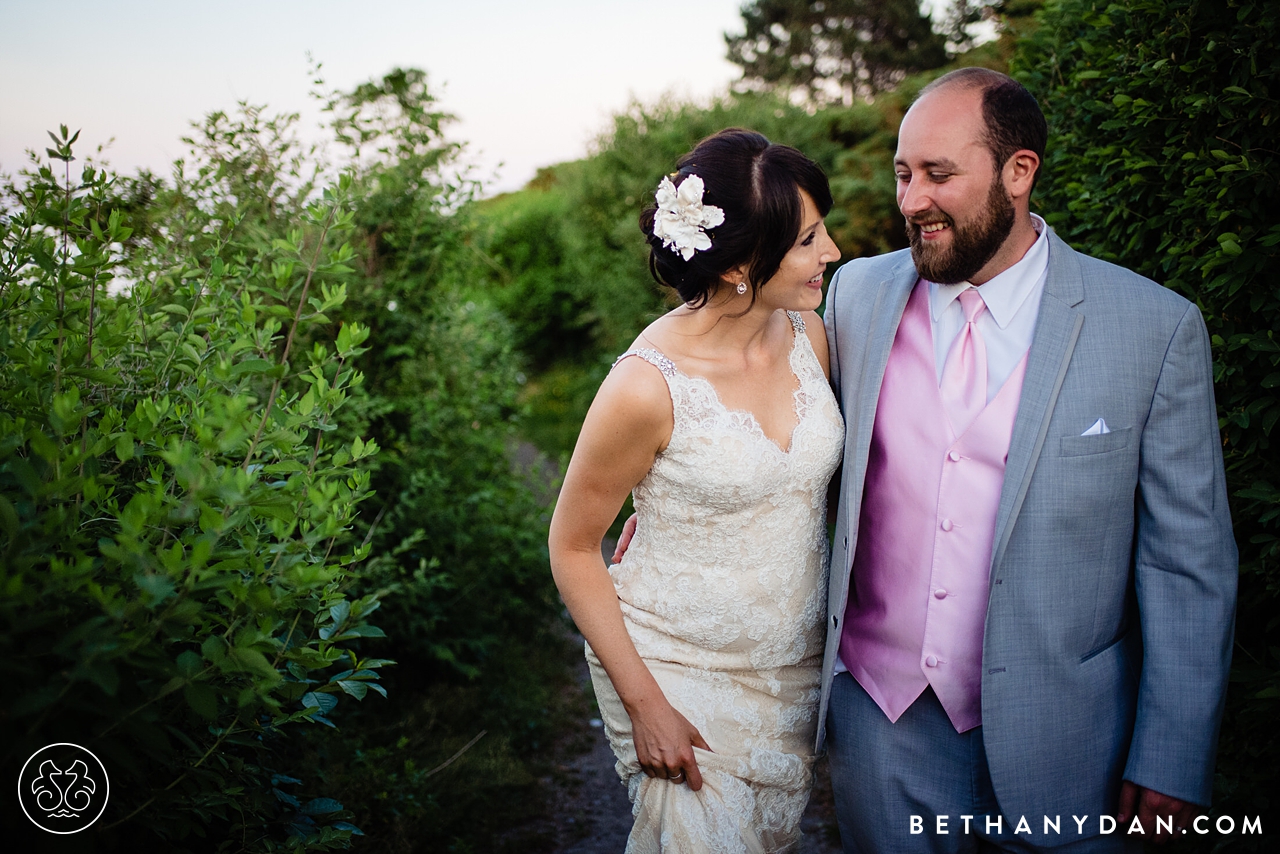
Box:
[0,0,746,194]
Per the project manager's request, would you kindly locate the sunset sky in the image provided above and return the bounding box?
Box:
[0,0,746,193]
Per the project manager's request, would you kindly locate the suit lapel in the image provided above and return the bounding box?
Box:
[990,232,1086,575]
[846,256,918,507]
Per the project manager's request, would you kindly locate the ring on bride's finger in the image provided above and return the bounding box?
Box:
[670,772,685,783]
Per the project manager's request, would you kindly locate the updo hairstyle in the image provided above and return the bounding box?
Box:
[639,129,833,307]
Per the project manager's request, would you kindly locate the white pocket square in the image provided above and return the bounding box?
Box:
[1081,418,1111,436]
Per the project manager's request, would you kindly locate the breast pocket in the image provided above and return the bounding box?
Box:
[1059,426,1132,458]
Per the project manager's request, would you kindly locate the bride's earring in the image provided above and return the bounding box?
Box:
[736,281,748,295]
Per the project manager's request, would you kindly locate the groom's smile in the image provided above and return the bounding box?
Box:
[894,85,1023,286]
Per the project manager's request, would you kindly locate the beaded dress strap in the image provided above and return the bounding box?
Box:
[786,310,806,334]
[612,347,678,377]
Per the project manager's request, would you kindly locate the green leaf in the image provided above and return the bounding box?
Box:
[176,650,204,678]
[336,679,368,699]
[135,572,176,604]
[332,625,387,640]
[114,433,135,462]
[202,635,228,664]
[0,494,19,538]
[301,797,344,815]
[184,683,218,719]
[301,691,339,714]
[252,502,296,523]
[233,358,273,376]
[88,661,120,695]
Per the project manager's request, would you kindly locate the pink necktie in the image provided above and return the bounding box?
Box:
[940,288,988,434]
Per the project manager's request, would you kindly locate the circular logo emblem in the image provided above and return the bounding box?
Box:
[17,743,110,834]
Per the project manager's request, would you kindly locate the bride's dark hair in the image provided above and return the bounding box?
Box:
[639,129,833,307]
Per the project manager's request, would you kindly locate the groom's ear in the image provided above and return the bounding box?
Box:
[1004,150,1040,202]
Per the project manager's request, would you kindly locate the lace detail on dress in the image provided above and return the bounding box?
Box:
[614,347,677,377]
[593,310,844,853]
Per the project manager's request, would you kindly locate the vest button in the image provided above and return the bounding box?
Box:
[934,588,948,599]
[948,450,962,462]
[940,519,954,532]
[925,655,938,667]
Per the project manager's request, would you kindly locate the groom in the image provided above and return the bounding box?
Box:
[819,68,1237,852]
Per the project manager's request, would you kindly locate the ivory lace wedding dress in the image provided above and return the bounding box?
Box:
[588,311,844,853]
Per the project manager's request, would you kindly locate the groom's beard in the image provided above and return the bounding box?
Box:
[906,177,1016,284]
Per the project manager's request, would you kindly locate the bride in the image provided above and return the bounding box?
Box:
[548,129,843,853]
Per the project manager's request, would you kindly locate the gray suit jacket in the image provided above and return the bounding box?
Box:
[819,231,1237,822]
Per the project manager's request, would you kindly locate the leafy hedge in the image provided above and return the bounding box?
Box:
[1,68,569,852]
[1,131,384,850]
[1013,0,1278,841]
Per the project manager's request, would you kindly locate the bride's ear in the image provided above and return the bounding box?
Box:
[719,264,750,291]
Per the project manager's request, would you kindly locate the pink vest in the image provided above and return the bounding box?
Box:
[840,281,1027,732]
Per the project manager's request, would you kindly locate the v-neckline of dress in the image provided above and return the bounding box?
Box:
[668,318,807,457]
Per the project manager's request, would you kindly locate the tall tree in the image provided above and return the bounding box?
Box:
[726,0,948,105]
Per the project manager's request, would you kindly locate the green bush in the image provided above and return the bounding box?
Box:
[119,69,567,850]
[1013,0,1278,841]
[1,65,570,852]
[0,131,385,850]
[311,76,571,848]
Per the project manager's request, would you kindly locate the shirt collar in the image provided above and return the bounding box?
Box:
[929,213,1050,329]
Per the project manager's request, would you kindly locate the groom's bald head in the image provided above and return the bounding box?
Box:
[915,68,1048,190]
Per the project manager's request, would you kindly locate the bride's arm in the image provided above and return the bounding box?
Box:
[548,358,711,790]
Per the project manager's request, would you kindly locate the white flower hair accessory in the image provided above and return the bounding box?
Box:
[652,174,725,261]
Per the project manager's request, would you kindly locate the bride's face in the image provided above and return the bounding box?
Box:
[759,190,840,312]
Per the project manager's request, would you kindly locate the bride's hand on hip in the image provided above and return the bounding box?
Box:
[628,696,712,791]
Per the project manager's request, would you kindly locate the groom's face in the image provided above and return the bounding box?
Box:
[894,86,1016,285]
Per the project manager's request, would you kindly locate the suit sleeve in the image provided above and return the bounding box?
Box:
[1124,302,1238,805]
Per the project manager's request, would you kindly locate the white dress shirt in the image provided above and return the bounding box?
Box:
[928,214,1050,402]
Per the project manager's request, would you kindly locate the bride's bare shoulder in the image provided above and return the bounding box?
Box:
[621,306,695,356]
[598,311,689,415]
